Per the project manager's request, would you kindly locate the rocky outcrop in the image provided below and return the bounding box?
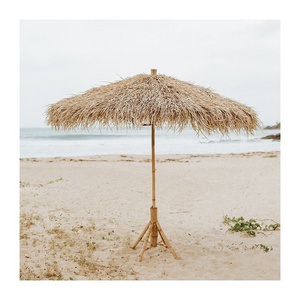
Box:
[261,133,280,141]
[264,123,280,130]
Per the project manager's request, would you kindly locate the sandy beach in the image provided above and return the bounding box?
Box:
[20,151,280,280]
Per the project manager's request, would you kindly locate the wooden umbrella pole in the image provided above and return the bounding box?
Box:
[130,69,179,260]
[151,123,156,208]
[151,68,157,209]
[150,69,158,247]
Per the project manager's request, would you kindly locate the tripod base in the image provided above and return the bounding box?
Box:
[131,207,179,261]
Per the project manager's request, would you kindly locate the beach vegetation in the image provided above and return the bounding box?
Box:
[47,177,64,184]
[20,213,40,229]
[20,233,29,240]
[223,215,280,237]
[86,241,97,251]
[48,227,65,235]
[43,261,63,280]
[74,254,100,273]
[255,244,273,252]
[20,181,30,188]
[125,236,132,247]
[20,178,64,189]
[223,216,279,253]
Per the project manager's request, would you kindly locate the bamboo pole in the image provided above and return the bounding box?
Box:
[131,221,150,249]
[151,69,157,76]
[130,69,179,260]
[150,206,158,247]
[157,221,179,260]
[150,69,158,247]
[151,69,157,208]
[138,224,153,261]
[151,123,156,208]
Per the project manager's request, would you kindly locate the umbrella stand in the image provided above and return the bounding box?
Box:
[131,82,179,260]
[46,68,260,262]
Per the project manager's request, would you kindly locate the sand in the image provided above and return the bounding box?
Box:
[20,151,280,280]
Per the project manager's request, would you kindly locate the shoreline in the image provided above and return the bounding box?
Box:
[20,150,280,161]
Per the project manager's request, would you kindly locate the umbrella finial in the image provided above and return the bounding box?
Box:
[151,69,157,76]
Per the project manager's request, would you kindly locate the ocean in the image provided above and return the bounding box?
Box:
[20,127,280,158]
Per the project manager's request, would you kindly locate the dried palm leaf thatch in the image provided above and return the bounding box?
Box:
[46,73,261,135]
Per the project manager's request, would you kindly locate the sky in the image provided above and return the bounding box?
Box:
[20,20,280,128]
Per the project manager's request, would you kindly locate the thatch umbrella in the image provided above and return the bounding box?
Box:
[46,69,260,261]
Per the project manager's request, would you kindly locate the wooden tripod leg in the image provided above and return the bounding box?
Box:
[138,224,153,262]
[157,221,179,260]
[131,221,151,249]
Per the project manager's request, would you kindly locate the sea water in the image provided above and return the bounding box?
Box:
[20,127,280,158]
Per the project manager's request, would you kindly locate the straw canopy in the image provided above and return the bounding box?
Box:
[46,72,261,135]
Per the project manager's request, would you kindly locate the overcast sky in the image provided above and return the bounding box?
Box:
[20,20,280,128]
